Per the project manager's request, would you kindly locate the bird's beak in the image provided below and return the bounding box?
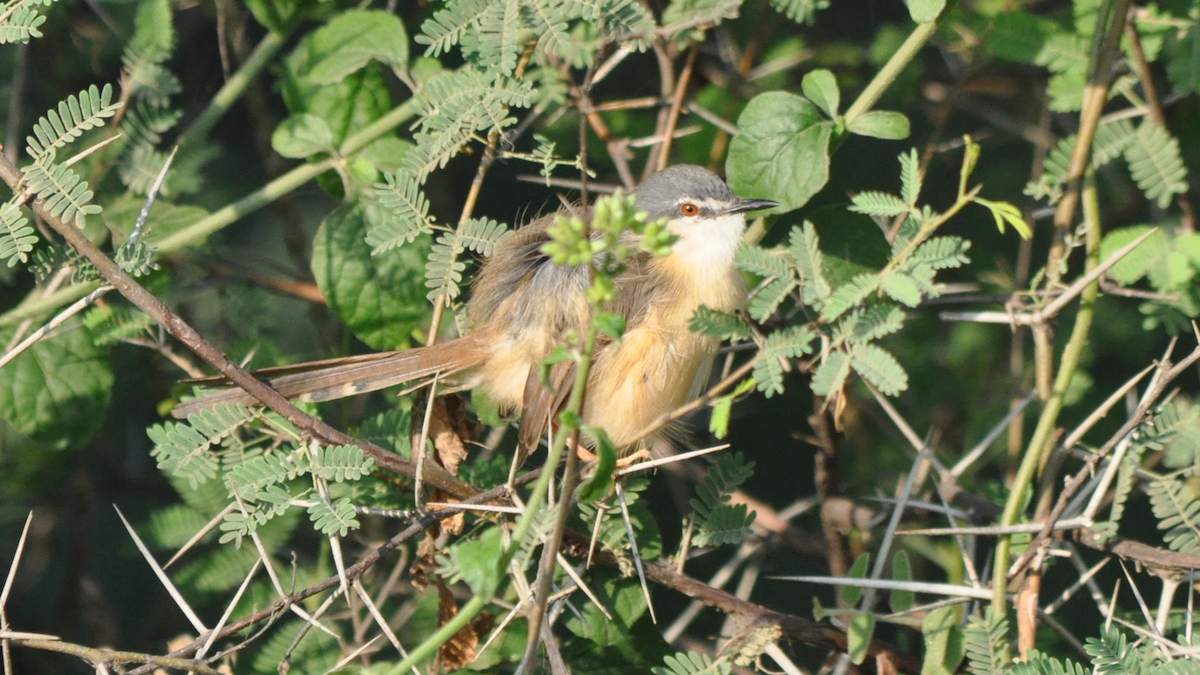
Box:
[726,198,780,215]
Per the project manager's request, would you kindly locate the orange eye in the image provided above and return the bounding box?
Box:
[679,203,699,216]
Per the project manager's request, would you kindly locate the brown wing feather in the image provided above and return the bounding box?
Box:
[171,336,489,418]
[516,360,575,465]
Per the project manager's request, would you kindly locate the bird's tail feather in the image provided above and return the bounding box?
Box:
[171,336,489,418]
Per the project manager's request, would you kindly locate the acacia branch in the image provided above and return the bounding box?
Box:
[0,151,478,501]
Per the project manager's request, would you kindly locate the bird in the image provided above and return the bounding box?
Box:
[173,165,778,454]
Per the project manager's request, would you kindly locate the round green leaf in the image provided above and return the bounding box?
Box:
[801,69,840,119]
[847,110,911,140]
[282,35,394,144]
[305,10,409,84]
[726,91,834,215]
[0,325,112,449]
[311,205,429,350]
[563,567,649,646]
[907,0,946,23]
[272,114,336,159]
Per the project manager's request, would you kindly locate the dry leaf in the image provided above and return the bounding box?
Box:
[437,581,479,670]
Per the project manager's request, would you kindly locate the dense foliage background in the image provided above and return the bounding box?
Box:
[2,0,1200,672]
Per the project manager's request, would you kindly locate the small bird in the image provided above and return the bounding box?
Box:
[174,165,777,453]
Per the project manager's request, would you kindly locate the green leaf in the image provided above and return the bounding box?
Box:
[271,113,335,159]
[788,221,832,304]
[564,567,650,646]
[311,205,429,350]
[242,0,303,32]
[1148,477,1200,553]
[0,325,112,449]
[305,10,409,83]
[709,379,756,440]
[578,429,617,503]
[808,207,890,289]
[890,551,913,612]
[768,0,826,24]
[1167,23,1200,96]
[307,497,360,536]
[735,244,792,279]
[653,651,731,675]
[1125,121,1188,209]
[848,611,875,664]
[986,12,1057,64]
[849,191,908,218]
[906,0,945,22]
[840,552,870,605]
[881,271,922,307]
[727,91,833,215]
[25,83,122,161]
[964,608,1010,675]
[690,305,751,341]
[1098,225,1161,286]
[0,201,36,267]
[366,170,434,253]
[801,69,839,119]
[847,110,910,140]
[748,277,797,321]
[922,606,966,675]
[753,325,816,396]
[281,31,394,145]
[811,350,852,396]
[445,524,504,597]
[899,148,921,206]
[850,343,909,395]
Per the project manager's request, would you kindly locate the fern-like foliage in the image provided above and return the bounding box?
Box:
[20,161,102,226]
[366,170,435,252]
[1125,121,1188,209]
[25,84,122,161]
[652,651,731,675]
[964,609,1010,675]
[417,0,656,75]
[788,221,831,304]
[425,217,510,301]
[0,4,50,44]
[147,404,262,488]
[1084,626,1140,675]
[404,70,534,179]
[1148,475,1200,553]
[308,444,376,481]
[307,497,360,537]
[1011,650,1089,675]
[768,0,828,25]
[690,305,750,341]
[690,452,756,546]
[82,305,156,346]
[849,343,908,396]
[0,200,36,267]
[753,325,816,397]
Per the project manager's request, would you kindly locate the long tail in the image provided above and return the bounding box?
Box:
[171,336,489,418]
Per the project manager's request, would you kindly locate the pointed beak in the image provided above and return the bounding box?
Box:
[726,198,780,215]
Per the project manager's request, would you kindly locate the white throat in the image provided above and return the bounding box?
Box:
[667,213,746,274]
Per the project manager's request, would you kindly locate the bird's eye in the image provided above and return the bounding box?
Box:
[679,202,699,216]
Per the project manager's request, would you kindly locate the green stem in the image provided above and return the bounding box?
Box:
[991,172,1101,610]
[156,157,336,254]
[385,594,488,674]
[178,31,289,147]
[843,1,956,125]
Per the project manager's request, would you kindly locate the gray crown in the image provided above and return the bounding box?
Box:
[635,165,736,220]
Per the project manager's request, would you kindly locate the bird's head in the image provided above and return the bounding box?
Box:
[635,165,778,268]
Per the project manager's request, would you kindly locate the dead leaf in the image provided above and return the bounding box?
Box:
[437,581,479,670]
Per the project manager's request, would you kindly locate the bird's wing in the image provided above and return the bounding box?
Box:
[171,336,489,418]
[516,359,576,465]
